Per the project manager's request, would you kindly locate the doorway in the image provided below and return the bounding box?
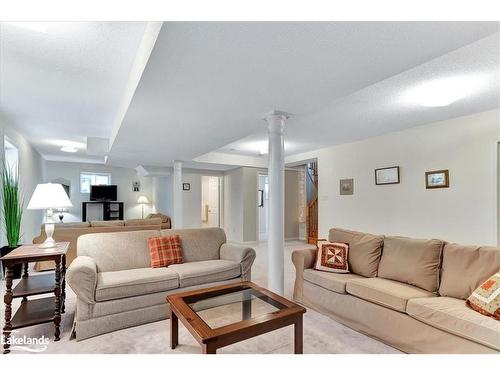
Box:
[201,176,221,227]
[257,174,269,240]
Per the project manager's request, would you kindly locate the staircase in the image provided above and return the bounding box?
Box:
[306,161,318,244]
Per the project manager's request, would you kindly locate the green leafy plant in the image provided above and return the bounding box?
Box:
[2,162,23,248]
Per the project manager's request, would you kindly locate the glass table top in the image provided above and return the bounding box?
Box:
[187,286,287,329]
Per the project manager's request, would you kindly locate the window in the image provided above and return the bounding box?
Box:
[4,137,19,181]
[80,172,111,193]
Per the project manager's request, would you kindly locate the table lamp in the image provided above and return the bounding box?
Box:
[137,195,149,219]
[27,183,72,248]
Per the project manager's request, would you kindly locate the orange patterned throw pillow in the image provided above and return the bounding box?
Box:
[148,235,183,268]
[314,240,349,273]
[466,271,500,320]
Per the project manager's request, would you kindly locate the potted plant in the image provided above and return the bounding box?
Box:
[1,162,23,279]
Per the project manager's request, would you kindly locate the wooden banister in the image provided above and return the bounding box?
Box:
[306,197,318,244]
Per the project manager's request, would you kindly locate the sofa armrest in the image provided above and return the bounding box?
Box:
[220,243,256,281]
[66,256,98,304]
[291,248,317,302]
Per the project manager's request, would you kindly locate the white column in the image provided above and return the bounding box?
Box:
[172,160,183,229]
[263,110,290,295]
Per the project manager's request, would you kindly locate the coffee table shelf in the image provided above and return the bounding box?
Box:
[11,297,56,329]
[13,274,59,298]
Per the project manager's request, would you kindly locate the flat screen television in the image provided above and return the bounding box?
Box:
[90,185,117,201]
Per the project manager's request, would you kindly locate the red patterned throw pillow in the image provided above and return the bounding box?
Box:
[466,271,500,320]
[314,240,349,273]
[148,235,183,268]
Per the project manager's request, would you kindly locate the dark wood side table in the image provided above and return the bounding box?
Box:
[1,242,69,354]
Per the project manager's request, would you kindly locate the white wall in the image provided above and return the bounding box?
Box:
[44,161,153,222]
[151,171,215,229]
[0,122,46,246]
[182,173,202,228]
[310,110,499,245]
[224,166,300,243]
[152,176,173,219]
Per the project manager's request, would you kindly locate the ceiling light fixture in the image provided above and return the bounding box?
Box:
[61,146,78,153]
[402,75,486,107]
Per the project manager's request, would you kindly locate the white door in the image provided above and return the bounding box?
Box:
[201,176,220,227]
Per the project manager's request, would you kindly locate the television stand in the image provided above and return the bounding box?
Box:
[82,201,124,222]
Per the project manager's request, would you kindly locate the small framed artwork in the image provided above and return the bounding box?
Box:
[182,183,191,191]
[339,179,354,195]
[375,166,400,185]
[425,170,449,189]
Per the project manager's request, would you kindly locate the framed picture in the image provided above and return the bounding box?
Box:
[339,179,354,195]
[182,183,190,191]
[425,170,449,189]
[375,166,400,185]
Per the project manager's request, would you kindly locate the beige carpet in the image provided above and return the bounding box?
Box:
[0,240,400,354]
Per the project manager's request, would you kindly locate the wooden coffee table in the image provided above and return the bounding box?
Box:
[167,281,306,354]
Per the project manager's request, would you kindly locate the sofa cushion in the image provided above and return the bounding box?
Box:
[95,267,179,302]
[160,228,226,262]
[168,260,241,288]
[78,230,161,272]
[303,269,365,294]
[125,218,162,227]
[51,222,91,229]
[90,220,125,227]
[439,243,500,300]
[378,236,443,292]
[407,297,500,351]
[329,228,384,277]
[346,278,436,312]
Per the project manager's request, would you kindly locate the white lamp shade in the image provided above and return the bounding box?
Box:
[27,183,73,210]
[137,195,149,204]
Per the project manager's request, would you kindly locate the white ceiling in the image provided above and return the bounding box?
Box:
[216,32,500,158]
[0,21,148,162]
[1,22,499,169]
[109,22,499,168]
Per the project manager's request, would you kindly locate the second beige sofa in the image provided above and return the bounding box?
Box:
[67,227,256,340]
[293,228,500,354]
[33,218,171,271]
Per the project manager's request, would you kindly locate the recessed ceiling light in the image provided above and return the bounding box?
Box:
[402,75,486,107]
[61,146,78,153]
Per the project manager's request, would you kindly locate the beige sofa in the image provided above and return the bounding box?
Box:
[33,217,171,271]
[67,228,256,340]
[293,227,500,354]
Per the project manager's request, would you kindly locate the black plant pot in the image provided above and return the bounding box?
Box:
[1,245,23,279]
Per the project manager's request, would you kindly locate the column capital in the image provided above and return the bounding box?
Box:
[262,109,293,122]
